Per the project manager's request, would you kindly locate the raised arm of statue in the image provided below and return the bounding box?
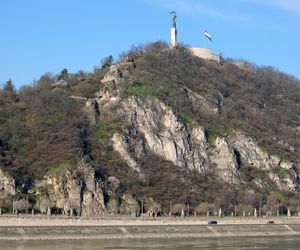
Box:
[170,11,177,28]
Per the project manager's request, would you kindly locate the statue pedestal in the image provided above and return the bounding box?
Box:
[170,28,177,48]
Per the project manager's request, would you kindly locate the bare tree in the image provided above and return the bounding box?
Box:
[195,202,216,216]
[14,199,30,213]
[39,198,52,214]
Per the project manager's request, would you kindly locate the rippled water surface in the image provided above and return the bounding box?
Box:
[2,236,300,250]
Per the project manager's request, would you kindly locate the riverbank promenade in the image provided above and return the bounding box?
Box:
[1,216,300,240]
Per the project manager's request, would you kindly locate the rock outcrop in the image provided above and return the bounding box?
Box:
[84,99,99,125]
[211,137,240,184]
[230,132,279,170]
[119,194,140,217]
[0,168,15,199]
[112,133,141,172]
[268,171,298,191]
[229,132,298,191]
[44,160,105,216]
[115,96,210,172]
[181,87,219,114]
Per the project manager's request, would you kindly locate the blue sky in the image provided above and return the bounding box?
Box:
[0,0,300,88]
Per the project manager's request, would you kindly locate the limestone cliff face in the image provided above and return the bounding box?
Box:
[229,132,298,191]
[119,194,140,216]
[111,133,141,172]
[45,160,105,216]
[0,168,15,199]
[109,95,210,173]
[211,137,240,184]
[230,132,279,170]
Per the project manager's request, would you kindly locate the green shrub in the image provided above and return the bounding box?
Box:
[95,120,125,139]
[205,130,216,143]
[219,127,233,137]
[271,191,284,201]
[47,160,71,174]
[124,81,157,99]
[179,111,198,129]
[205,126,233,144]
[273,167,289,175]
[92,68,107,81]
[95,121,111,139]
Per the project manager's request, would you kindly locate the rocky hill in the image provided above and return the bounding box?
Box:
[0,42,300,216]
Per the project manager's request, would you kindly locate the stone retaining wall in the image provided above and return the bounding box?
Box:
[189,48,220,62]
[0,215,300,227]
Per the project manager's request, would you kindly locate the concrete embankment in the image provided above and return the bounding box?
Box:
[1,215,300,227]
[0,224,300,241]
[1,216,300,240]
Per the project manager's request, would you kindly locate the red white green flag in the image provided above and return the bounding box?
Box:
[204,30,212,41]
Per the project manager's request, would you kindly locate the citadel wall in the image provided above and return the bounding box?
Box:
[189,48,220,62]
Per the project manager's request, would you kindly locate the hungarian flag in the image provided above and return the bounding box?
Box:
[204,30,212,41]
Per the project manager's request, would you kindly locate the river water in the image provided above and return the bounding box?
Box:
[2,236,300,250]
